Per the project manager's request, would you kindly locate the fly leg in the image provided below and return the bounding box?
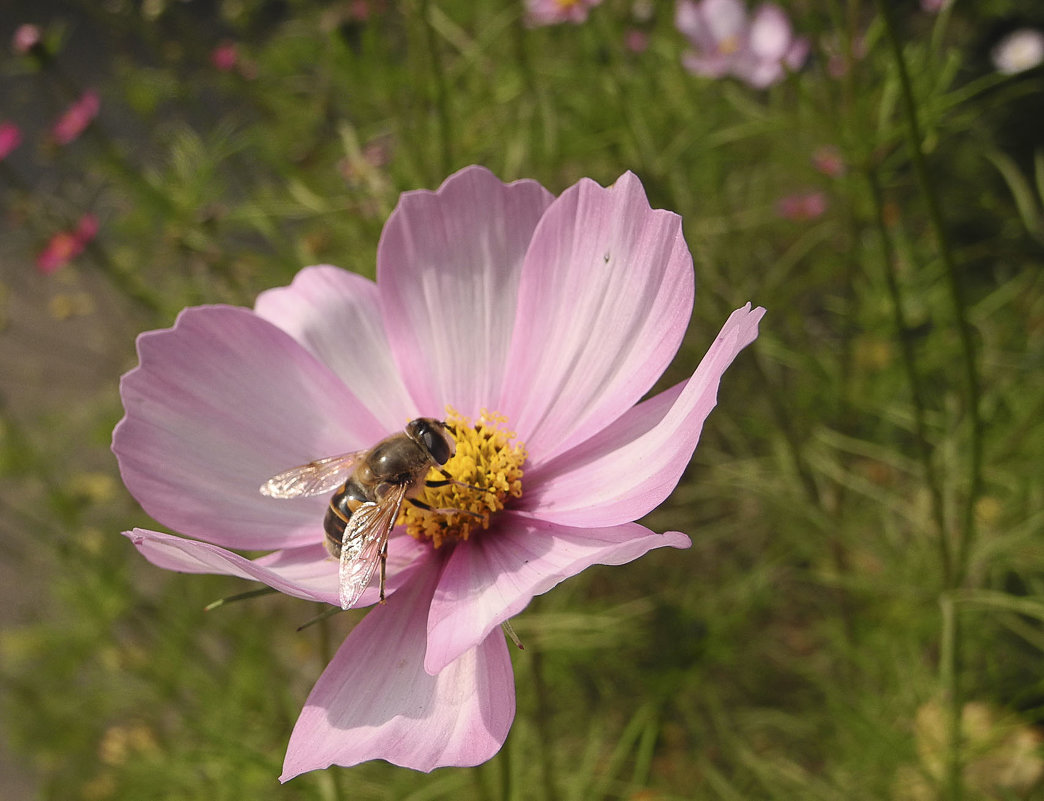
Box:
[378,538,388,604]
[407,496,486,519]
[427,471,497,495]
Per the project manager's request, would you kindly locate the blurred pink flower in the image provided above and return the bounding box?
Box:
[992,29,1044,75]
[52,90,100,145]
[0,122,22,160]
[526,0,603,26]
[625,29,650,53]
[12,24,41,55]
[210,41,239,72]
[348,0,388,20]
[921,0,953,12]
[776,191,828,221]
[112,166,764,778]
[36,214,99,274]
[812,145,845,178]
[676,0,808,88]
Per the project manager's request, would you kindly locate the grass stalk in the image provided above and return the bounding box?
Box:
[419,0,454,177]
[873,0,983,588]
[530,648,560,801]
[874,4,985,799]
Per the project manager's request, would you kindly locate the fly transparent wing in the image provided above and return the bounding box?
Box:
[338,483,408,610]
[259,450,365,499]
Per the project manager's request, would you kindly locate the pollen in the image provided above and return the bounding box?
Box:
[400,408,527,548]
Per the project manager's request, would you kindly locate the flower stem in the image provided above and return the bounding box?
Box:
[873,0,982,587]
[864,168,950,582]
[874,5,984,800]
[418,0,454,177]
[530,648,559,801]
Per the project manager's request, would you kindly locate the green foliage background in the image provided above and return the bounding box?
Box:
[2,0,1044,799]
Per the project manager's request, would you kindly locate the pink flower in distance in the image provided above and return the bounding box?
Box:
[37,214,99,274]
[676,0,808,88]
[811,145,845,178]
[776,191,828,221]
[12,24,42,55]
[0,121,22,160]
[210,41,239,72]
[525,0,603,26]
[112,166,764,779]
[52,90,100,145]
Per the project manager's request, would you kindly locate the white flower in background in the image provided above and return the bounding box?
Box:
[992,29,1044,75]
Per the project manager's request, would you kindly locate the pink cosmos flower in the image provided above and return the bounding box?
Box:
[675,0,808,88]
[210,41,239,72]
[776,191,828,221]
[525,0,603,27]
[12,24,42,55]
[36,214,99,274]
[0,121,22,160]
[811,145,845,178]
[52,90,100,145]
[112,166,764,779]
[625,29,651,53]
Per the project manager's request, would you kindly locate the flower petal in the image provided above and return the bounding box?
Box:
[281,556,514,778]
[701,0,748,44]
[424,514,690,675]
[518,304,765,527]
[747,3,793,61]
[378,165,554,417]
[126,529,338,603]
[499,172,695,464]
[113,305,386,550]
[125,528,430,607]
[255,265,416,431]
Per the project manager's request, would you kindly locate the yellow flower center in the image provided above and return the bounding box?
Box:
[400,408,527,548]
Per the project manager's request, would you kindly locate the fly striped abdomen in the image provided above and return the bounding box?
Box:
[323,477,371,558]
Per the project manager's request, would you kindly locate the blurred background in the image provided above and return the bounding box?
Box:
[2,0,1044,798]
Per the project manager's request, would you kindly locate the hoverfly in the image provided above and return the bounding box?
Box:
[260,418,458,610]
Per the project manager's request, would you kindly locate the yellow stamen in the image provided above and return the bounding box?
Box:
[400,408,527,548]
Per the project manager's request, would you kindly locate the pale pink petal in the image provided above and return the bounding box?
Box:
[254,265,416,431]
[281,557,514,778]
[424,514,690,675]
[674,0,704,42]
[113,305,386,550]
[498,172,694,464]
[747,4,794,61]
[378,165,554,418]
[125,528,430,608]
[700,0,748,45]
[517,304,764,527]
[683,50,735,78]
[784,36,810,70]
[735,56,785,88]
[126,529,337,603]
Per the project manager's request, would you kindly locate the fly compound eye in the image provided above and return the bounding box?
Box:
[409,418,454,465]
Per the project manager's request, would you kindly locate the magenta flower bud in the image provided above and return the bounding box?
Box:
[0,121,22,160]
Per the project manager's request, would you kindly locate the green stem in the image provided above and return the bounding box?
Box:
[874,7,984,801]
[84,239,166,315]
[530,649,559,801]
[874,0,982,589]
[419,0,453,177]
[940,593,963,801]
[864,168,951,583]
